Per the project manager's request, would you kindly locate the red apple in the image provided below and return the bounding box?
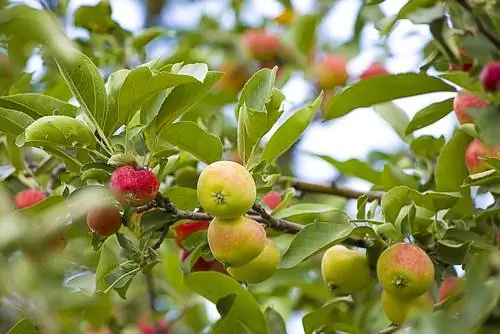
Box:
[110,166,159,207]
[241,30,281,61]
[453,90,489,124]
[439,276,462,302]
[173,220,210,247]
[313,54,349,89]
[480,61,500,92]
[15,189,47,209]
[360,62,389,79]
[262,191,282,210]
[465,139,500,174]
[137,315,168,334]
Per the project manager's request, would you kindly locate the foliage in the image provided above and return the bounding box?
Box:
[0,0,499,334]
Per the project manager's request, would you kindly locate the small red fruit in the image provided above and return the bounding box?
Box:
[465,139,500,174]
[360,62,389,79]
[313,54,349,89]
[137,315,168,334]
[453,90,489,124]
[87,206,122,237]
[262,191,282,210]
[110,166,159,207]
[15,189,47,209]
[173,220,210,247]
[438,276,462,302]
[241,30,281,61]
[480,61,500,92]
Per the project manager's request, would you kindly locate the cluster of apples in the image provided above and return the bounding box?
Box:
[196,161,281,283]
[321,242,462,325]
[452,89,500,174]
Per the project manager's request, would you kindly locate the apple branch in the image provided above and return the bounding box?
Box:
[288,179,382,201]
[456,0,500,50]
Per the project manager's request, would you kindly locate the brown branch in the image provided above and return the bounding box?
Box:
[456,0,500,50]
[290,180,382,201]
[252,203,303,233]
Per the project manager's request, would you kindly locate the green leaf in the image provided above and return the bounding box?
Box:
[410,135,446,158]
[275,204,346,220]
[163,187,199,211]
[280,224,376,268]
[74,2,115,33]
[405,98,453,135]
[185,272,268,334]
[262,93,322,162]
[19,115,96,149]
[439,72,483,93]
[55,49,108,129]
[374,102,411,141]
[155,71,223,132]
[7,319,41,334]
[310,154,382,184]
[0,93,78,119]
[381,164,419,190]
[323,73,455,119]
[468,105,500,147]
[381,186,410,223]
[238,68,277,113]
[132,27,171,52]
[302,297,353,334]
[104,69,130,136]
[435,129,473,217]
[408,190,461,212]
[0,107,34,135]
[436,239,471,265]
[160,121,222,164]
[95,239,119,292]
[265,307,287,334]
[291,14,321,57]
[117,64,206,125]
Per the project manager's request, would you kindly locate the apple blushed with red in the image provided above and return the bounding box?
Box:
[15,189,47,209]
[110,166,159,207]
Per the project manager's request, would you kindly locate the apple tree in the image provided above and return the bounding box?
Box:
[0,0,499,333]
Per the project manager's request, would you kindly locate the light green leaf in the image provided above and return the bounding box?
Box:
[132,27,171,51]
[265,307,287,334]
[280,224,376,268]
[324,73,455,119]
[435,129,473,217]
[469,105,500,147]
[262,93,322,162]
[95,239,119,292]
[104,69,130,136]
[275,204,346,220]
[311,154,382,184]
[410,135,446,158]
[291,14,321,57]
[374,102,411,141]
[0,107,34,135]
[405,98,453,135]
[381,186,410,223]
[163,187,198,211]
[0,93,77,119]
[55,49,108,129]
[381,164,419,190]
[160,121,222,164]
[238,68,277,113]
[302,297,354,334]
[155,71,223,132]
[185,272,268,334]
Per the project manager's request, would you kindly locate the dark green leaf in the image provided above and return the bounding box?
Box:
[468,105,500,147]
[265,307,287,334]
[436,239,471,265]
[405,98,453,135]
[7,319,41,334]
[302,297,353,334]
[324,73,455,119]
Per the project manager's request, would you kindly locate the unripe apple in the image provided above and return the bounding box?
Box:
[208,216,266,267]
[227,239,280,283]
[240,30,281,61]
[262,191,282,210]
[110,166,159,207]
[465,139,500,174]
[321,245,372,294]
[218,62,250,94]
[439,276,462,302]
[480,61,500,92]
[377,243,434,300]
[313,54,349,89]
[15,189,47,209]
[360,62,389,79]
[197,161,256,219]
[453,90,489,124]
[381,290,433,325]
[87,206,122,237]
[173,220,210,247]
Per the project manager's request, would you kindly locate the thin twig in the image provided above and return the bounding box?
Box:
[145,273,161,334]
[375,325,399,334]
[289,179,382,201]
[456,0,500,50]
[252,202,303,233]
